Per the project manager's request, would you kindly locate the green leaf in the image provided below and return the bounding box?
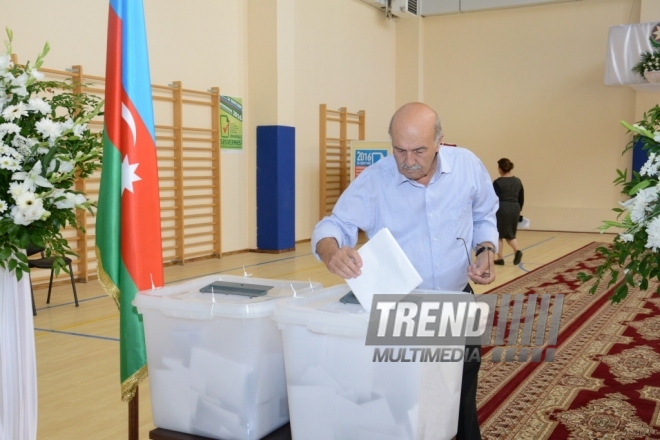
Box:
[603,220,629,229]
[40,145,60,176]
[576,272,593,282]
[611,270,619,284]
[629,179,652,195]
[5,27,13,54]
[0,246,12,261]
[15,252,28,264]
[31,235,45,248]
[613,168,628,185]
[612,283,628,302]
[621,120,655,138]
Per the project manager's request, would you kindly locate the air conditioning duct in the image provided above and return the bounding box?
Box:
[358,0,388,11]
[392,0,419,18]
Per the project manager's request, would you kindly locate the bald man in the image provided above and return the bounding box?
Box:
[313,102,499,440]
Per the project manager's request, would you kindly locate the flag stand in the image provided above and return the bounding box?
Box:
[129,387,139,440]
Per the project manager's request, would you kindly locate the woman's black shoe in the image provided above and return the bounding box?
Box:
[513,250,523,265]
[494,259,505,265]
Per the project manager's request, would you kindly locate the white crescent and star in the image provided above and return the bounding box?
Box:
[653,24,660,43]
[120,101,141,195]
[121,155,142,195]
[121,102,137,146]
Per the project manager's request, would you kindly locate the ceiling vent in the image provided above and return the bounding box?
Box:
[392,0,419,18]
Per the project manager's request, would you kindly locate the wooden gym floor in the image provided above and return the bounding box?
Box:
[31,230,614,439]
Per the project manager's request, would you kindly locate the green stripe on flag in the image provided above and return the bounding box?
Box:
[96,130,148,401]
[97,130,122,302]
[118,259,147,400]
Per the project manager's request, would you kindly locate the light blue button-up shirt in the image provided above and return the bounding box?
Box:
[312,146,499,292]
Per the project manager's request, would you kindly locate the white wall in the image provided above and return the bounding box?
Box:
[421,0,644,232]
[292,0,397,240]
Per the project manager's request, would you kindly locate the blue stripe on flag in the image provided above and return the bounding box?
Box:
[110,0,156,142]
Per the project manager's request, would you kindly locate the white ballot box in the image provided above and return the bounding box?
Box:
[272,285,465,440]
[133,274,322,440]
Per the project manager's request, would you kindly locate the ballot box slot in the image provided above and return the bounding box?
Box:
[339,291,361,305]
[199,281,274,298]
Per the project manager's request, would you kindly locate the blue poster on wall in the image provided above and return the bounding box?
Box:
[354,149,388,179]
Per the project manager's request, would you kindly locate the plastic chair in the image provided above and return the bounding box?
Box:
[26,244,79,315]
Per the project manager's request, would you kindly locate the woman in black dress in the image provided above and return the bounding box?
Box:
[493,158,524,265]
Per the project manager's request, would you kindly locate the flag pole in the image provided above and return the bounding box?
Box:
[129,387,139,440]
[100,1,163,439]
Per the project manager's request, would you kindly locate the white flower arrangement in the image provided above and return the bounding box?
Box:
[0,28,102,280]
[579,106,660,302]
[632,37,660,80]
[635,53,660,78]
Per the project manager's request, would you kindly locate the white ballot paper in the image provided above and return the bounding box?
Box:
[346,228,422,311]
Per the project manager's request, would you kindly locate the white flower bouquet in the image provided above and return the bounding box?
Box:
[0,29,102,280]
[632,36,660,80]
[579,105,660,302]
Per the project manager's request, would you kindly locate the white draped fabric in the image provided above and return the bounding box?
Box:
[605,21,659,86]
[0,267,37,440]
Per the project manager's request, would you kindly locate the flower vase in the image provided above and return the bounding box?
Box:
[645,70,660,83]
[0,267,38,440]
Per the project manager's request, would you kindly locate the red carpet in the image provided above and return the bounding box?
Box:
[477,242,660,439]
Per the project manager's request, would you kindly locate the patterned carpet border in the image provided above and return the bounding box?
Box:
[477,242,660,439]
[482,241,596,295]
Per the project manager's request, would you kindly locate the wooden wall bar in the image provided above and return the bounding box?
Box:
[12,55,222,287]
[318,104,365,220]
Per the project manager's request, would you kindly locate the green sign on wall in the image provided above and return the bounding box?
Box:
[220,96,243,150]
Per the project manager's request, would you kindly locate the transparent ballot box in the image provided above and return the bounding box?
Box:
[134,274,322,440]
[272,285,465,440]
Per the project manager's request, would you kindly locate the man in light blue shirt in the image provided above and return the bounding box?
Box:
[312,102,499,440]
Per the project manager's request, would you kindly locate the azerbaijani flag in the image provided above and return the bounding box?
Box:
[96,0,164,402]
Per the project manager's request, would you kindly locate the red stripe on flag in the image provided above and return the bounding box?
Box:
[105,6,123,150]
[119,93,164,291]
